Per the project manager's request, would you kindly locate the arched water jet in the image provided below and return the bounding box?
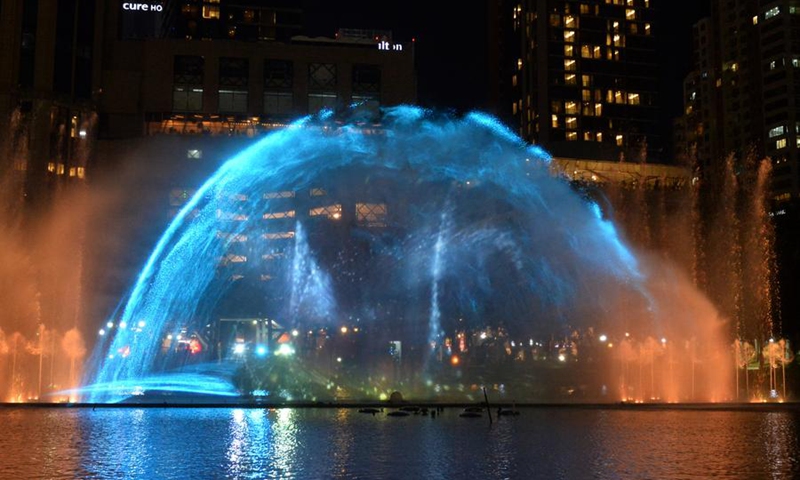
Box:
[82,107,732,403]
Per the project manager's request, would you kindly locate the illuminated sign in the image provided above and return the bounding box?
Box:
[377,41,403,51]
[122,2,163,12]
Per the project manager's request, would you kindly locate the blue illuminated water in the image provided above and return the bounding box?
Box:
[83,106,724,403]
[2,406,799,479]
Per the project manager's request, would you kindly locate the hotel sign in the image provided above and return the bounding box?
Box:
[119,1,165,39]
[122,3,164,12]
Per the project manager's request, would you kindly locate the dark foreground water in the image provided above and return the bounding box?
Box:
[1,406,799,479]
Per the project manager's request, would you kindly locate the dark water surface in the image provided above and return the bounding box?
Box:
[1,406,799,479]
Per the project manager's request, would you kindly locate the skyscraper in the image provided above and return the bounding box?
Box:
[489,0,660,162]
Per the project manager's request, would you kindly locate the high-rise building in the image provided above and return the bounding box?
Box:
[0,0,98,213]
[489,0,660,162]
[677,0,800,200]
[88,1,417,325]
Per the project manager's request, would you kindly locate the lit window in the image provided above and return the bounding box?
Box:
[552,114,559,128]
[564,30,576,43]
[594,103,603,116]
[566,117,577,129]
[769,126,786,138]
[47,162,55,173]
[565,101,578,114]
[776,138,787,149]
[202,6,220,19]
[765,6,780,20]
[567,131,578,141]
[57,164,65,175]
[626,9,635,20]
[753,15,759,25]
[565,73,577,85]
[564,15,576,28]
[564,59,576,71]
[565,45,574,56]
[187,149,202,159]
[69,167,76,177]
[616,134,624,146]
[596,132,603,142]
[627,93,640,105]
[309,204,343,220]
[644,23,651,35]
[77,167,85,179]
[582,89,592,101]
[582,75,591,87]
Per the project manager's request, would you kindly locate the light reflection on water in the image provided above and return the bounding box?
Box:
[0,407,799,479]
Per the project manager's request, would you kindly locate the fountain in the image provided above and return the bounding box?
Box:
[72,106,746,404]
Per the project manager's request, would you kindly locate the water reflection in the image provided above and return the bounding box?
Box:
[762,412,799,479]
[1,407,800,479]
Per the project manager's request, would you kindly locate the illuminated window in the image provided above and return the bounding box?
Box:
[593,46,601,58]
[356,203,388,227]
[565,101,578,114]
[582,75,591,87]
[222,254,247,264]
[551,114,559,128]
[614,91,625,104]
[776,138,787,149]
[57,163,65,175]
[627,93,640,105]
[47,162,55,173]
[564,59,576,71]
[753,15,759,25]
[68,167,76,177]
[567,131,578,141]
[310,188,326,196]
[564,30,576,43]
[626,9,635,20]
[566,117,577,129]
[616,134,624,146]
[517,58,523,70]
[644,23,651,35]
[765,6,780,20]
[580,4,590,14]
[564,15,577,28]
[309,204,342,219]
[594,103,603,116]
[565,74,577,85]
[77,167,85,179]
[187,149,202,159]
[565,45,574,56]
[582,89,592,101]
[596,132,603,142]
[584,131,593,141]
[202,5,220,19]
[769,126,786,138]
[581,45,592,58]
[263,210,296,220]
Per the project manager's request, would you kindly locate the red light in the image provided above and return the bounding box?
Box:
[189,339,202,354]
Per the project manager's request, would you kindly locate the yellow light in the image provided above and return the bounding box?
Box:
[451,355,460,366]
[340,326,348,334]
